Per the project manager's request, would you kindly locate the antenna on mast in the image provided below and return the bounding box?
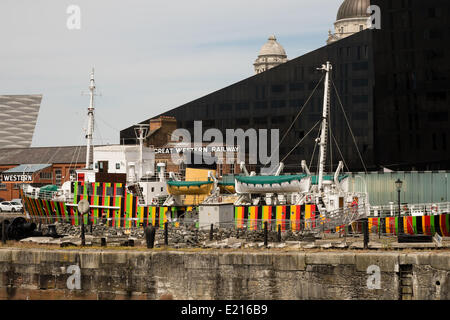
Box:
[84,68,97,169]
[316,61,332,191]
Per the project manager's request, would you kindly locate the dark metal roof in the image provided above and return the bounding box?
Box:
[0,146,92,166]
[0,95,42,149]
[337,0,371,21]
[4,164,52,173]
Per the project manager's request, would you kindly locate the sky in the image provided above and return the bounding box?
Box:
[0,0,342,147]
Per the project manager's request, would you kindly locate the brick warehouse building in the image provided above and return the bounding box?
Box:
[0,146,91,200]
[120,0,450,172]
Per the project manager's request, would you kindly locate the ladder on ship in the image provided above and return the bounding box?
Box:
[134,184,146,205]
[305,206,368,233]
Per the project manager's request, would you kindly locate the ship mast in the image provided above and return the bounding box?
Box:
[85,68,96,169]
[317,61,332,191]
[134,124,150,181]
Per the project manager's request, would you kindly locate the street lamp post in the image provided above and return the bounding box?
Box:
[395,178,403,236]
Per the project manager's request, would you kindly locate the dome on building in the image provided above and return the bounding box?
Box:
[327,0,371,44]
[258,35,287,56]
[254,35,288,74]
[336,0,370,21]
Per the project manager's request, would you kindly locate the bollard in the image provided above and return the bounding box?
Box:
[101,237,106,247]
[1,221,5,245]
[80,216,86,246]
[264,221,268,247]
[362,218,369,249]
[209,224,214,241]
[164,222,168,246]
[378,217,382,239]
[277,224,281,242]
[47,225,57,238]
[145,224,155,249]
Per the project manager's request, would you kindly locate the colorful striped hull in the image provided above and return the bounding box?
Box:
[20,184,450,234]
[20,182,188,229]
[368,215,450,236]
[234,205,316,231]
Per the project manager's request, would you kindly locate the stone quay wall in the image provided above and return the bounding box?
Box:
[0,248,448,300]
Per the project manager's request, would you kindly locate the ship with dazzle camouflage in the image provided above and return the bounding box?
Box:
[20,65,450,237]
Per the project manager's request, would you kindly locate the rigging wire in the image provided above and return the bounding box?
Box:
[330,130,350,172]
[331,78,368,173]
[94,121,104,146]
[280,119,322,163]
[308,124,322,171]
[96,114,121,133]
[263,74,325,167]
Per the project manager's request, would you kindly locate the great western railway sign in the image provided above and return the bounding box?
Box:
[0,173,33,182]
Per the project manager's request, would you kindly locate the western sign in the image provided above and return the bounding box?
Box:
[0,173,33,183]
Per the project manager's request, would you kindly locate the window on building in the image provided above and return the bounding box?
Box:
[271,100,286,108]
[428,8,436,18]
[13,184,21,190]
[236,102,249,110]
[271,116,286,125]
[116,163,120,170]
[39,172,53,180]
[289,99,304,109]
[432,133,437,150]
[55,169,62,186]
[428,112,448,122]
[289,83,304,91]
[352,95,369,104]
[352,61,368,71]
[254,117,267,125]
[271,85,285,93]
[219,103,232,112]
[352,79,369,87]
[353,113,369,121]
[0,183,7,191]
[254,101,267,109]
[236,118,250,126]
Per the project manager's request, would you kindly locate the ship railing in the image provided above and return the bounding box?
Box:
[21,189,60,201]
[368,202,450,218]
